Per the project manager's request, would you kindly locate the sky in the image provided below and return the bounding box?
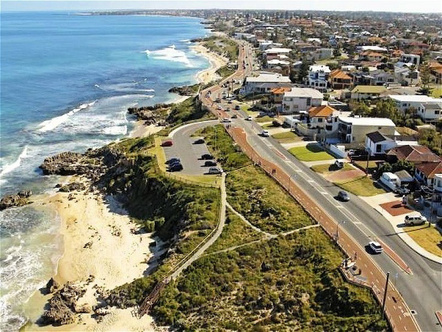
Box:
[1,0,441,13]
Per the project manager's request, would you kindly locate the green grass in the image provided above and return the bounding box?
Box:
[335,176,385,196]
[216,65,236,78]
[271,131,302,143]
[289,144,335,162]
[261,122,276,129]
[430,86,442,98]
[202,36,239,61]
[205,210,264,254]
[311,163,354,174]
[255,115,274,123]
[153,229,387,331]
[226,165,314,233]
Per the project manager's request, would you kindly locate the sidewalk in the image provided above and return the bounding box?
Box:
[360,193,442,264]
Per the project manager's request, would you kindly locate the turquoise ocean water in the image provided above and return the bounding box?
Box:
[0,11,210,330]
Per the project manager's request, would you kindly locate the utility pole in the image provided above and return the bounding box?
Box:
[382,272,390,319]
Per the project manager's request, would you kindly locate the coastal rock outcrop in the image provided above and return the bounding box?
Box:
[58,182,87,192]
[0,190,32,211]
[127,103,171,125]
[168,84,199,96]
[40,282,86,326]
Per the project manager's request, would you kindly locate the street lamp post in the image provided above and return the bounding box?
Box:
[336,220,346,241]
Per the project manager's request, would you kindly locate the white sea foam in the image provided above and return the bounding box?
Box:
[36,100,97,133]
[0,146,29,181]
[144,45,194,67]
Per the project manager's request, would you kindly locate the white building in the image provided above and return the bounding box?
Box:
[241,72,292,95]
[265,47,292,60]
[389,95,442,123]
[307,65,331,92]
[399,54,420,67]
[365,131,418,156]
[281,88,323,114]
[338,117,396,143]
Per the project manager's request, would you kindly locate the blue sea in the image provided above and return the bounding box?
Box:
[0,11,210,330]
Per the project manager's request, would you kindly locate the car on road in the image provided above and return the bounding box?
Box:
[204,160,217,167]
[337,190,350,201]
[169,163,183,172]
[193,138,205,144]
[261,130,270,137]
[161,140,173,147]
[231,114,238,119]
[221,118,232,123]
[201,154,214,160]
[234,105,240,110]
[245,116,252,121]
[215,98,221,103]
[404,214,427,226]
[207,167,222,174]
[368,241,383,254]
[166,157,180,164]
[227,100,233,104]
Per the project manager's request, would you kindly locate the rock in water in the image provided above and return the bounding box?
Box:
[46,277,60,294]
[0,191,32,211]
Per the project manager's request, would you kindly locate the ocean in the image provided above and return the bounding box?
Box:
[0,11,210,330]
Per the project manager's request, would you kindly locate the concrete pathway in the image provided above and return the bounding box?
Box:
[360,194,442,264]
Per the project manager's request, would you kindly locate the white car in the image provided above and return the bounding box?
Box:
[261,130,270,137]
[221,118,232,123]
[245,116,252,121]
[368,241,383,254]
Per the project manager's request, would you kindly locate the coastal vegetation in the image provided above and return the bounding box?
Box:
[201,36,239,61]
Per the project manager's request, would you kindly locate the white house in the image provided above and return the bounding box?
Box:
[365,131,418,156]
[241,72,292,95]
[415,162,442,191]
[307,65,331,92]
[389,95,442,123]
[399,54,420,67]
[338,117,396,143]
[265,47,292,60]
[281,87,323,114]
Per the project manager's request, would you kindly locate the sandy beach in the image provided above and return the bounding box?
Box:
[192,43,228,85]
[23,187,157,331]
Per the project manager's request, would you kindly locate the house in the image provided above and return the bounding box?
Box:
[265,47,292,60]
[365,131,418,156]
[241,72,292,95]
[386,145,441,164]
[428,61,442,84]
[394,66,420,86]
[361,51,384,62]
[329,69,353,90]
[307,65,331,92]
[388,95,442,123]
[308,105,340,132]
[350,85,387,100]
[267,59,290,75]
[415,161,442,190]
[270,87,292,105]
[282,88,323,114]
[338,117,396,143]
[313,48,334,61]
[399,54,421,67]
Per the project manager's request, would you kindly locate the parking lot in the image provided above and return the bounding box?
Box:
[162,135,218,176]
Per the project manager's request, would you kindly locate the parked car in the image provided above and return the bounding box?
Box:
[226,107,231,112]
[204,160,217,167]
[221,118,232,123]
[166,157,180,164]
[334,160,344,169]
[261,130,270,137]
[395,186,410,195]
[231,114,238,119]
[337,190,350,201]
[169,163,183,172]
[161,140,173,147]
[215,98,221,103]
[245,116,252,121]
[208,167,222,174]
[193,138,205,144]
[404,214,427,226]
[201,154,214,160]
[368,241,383,254]
[227,100,233,104]
[234,105,240,110]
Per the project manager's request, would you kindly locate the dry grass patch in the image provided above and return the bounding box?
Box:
[335,176,385,196]
[403,224,442,257]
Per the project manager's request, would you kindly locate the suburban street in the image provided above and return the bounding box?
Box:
[198,41,442,331]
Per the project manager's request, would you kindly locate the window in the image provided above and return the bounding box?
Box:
[435,111,440,114]
[376,144,382,153]
[318,118,323,123]
[306,98,311,106]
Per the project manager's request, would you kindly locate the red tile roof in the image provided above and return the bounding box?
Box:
[308,105,337,117]
[387,145,441,163]
[416,161,442,178]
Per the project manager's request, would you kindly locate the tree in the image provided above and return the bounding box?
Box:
[419,62,432,95]
[297,60,311,84]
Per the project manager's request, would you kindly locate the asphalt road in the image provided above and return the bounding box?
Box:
[235,115,442,331]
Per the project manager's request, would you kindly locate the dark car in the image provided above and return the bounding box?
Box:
[169,160,182,167]
[166,157,180,164]
[231,114,238,119]
[204,160,217,167]
[194,138,205,144]
[169,163,183,172]
[161,140,173,147]
[201,153,214,160]
[337,190,350,201]
[395,186,410,195]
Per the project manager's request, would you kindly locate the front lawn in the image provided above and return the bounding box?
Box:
[289,144,334,162]
[335,176,385,196]
[272,131,303,143]
[255,115,274,123]
[403,224,442,257]
[311,163,354,174]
